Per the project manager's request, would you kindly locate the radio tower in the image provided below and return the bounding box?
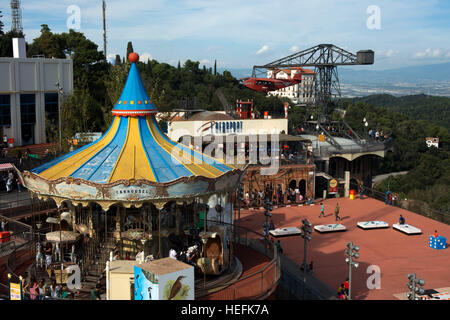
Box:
[10,0,23,33]
[102,0,107,60]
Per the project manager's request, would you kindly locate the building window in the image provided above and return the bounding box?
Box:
[45,93,59,126]
[20,94,36,125]
[0,95,11,126]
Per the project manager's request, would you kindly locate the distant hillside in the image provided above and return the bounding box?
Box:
[340,62,450,84]
[342,94,450,129]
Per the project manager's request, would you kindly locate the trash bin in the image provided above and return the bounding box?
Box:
[349,189,355,200]
[0,231,11,243]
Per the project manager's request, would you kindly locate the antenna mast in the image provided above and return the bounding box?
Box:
[102,0,107,60]
[10,0,23,33]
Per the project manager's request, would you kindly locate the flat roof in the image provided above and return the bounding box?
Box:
[138,257,192,276]
[109,260,140,274]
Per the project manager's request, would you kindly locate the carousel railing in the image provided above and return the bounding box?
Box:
[197,220,280,300]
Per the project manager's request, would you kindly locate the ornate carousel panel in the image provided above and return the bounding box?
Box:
[17,167,244,207]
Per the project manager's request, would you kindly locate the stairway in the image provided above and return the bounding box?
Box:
[74,238,116,300]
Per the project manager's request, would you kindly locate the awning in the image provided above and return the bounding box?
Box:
[0,163,14,172]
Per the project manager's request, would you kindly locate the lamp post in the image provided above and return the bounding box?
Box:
[300,218,312,299]
[345,241,359,300]
[407,273,425,300]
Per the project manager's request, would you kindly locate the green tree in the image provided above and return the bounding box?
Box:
[0,29,25,57]
[27,24,65,58]
[126,41,134,60]
[115,54,121,66]
[0,11,4,35]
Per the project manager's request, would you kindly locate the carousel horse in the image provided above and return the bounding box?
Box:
[36,242,44,269]
[135,250,145,264]
[144,255,154,262]
[70,244,76,263]
[186,245,200,266]
[54,242,60,262]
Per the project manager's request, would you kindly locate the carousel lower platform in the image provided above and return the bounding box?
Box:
[195,255,243,298]
[198,243,279,300]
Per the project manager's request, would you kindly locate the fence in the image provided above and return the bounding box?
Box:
[350,183,450,225]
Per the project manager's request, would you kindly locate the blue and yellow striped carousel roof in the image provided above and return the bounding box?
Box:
[31,53,235,184]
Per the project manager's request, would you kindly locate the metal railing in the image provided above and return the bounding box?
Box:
[352,183,450,225]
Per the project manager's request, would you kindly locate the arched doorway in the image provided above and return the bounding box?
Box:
[299,179,306,198]
[315,176,328,199]
[350,178,359,192]
[289,179,297,190]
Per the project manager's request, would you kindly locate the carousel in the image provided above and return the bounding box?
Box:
[16,52,247,296]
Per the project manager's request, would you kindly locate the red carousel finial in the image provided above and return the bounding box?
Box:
[128,52,139,63]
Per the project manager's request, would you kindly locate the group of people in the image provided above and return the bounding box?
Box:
[1,170,23,193]
[243,185,311,208]
[337,278,350,299]
[319,202,342,221]
[368,129,389,142]
[20,273,72,300]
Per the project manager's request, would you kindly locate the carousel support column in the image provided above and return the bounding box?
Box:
[59,206,63,285]
[158,208,161,259]
[175,204,180,237]
[105,209,107,243]
[193,200,198,230]
[115,206,121,240]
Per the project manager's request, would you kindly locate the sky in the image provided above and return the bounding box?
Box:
[1,0,450,71]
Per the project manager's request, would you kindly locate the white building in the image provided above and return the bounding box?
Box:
[425,137,439,148]
[0,38,73,147]
[267,67,315,105]
[167,111,288,143]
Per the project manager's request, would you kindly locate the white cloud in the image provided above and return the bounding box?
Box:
[139,52,152,62]
[200,59,211,64]
[256,45,269,55]
[414,48,442,58]
[290,45,299,52]
[376,49,397,58]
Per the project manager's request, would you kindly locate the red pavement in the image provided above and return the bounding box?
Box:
[239,197,450,300]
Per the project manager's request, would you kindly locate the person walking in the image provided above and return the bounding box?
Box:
[49,279,61,299]
[29,277,38,300]
[335,203,341,221]
[344,278,349,298]
[319,202,325,218]
[16,178,21,192]
[37,279,47,300]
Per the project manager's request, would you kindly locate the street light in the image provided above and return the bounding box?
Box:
[345,241,360,300]
[406,273,425,300]
[300,219,312,270]
[300,218,312,300]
